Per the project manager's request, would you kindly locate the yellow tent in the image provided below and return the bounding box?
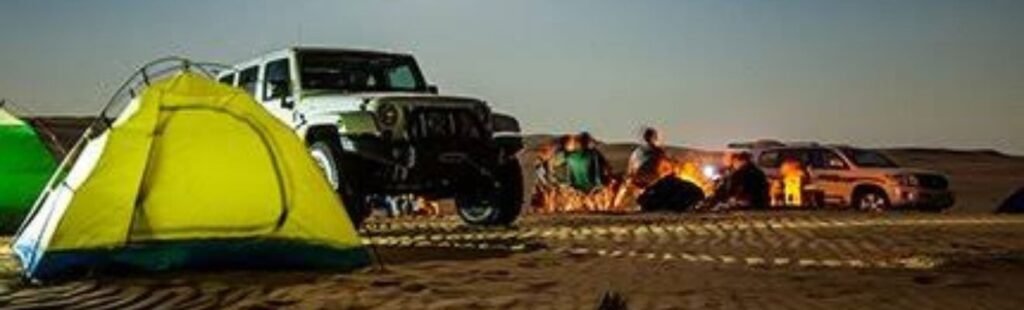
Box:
[13,69,367,279]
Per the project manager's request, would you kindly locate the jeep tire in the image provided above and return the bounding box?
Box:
[309,138,371,227]
[456,159,524,226]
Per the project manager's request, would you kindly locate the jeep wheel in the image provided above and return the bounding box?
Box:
[456,159,524,226]
[309,139,370,227]
[853,189,890,212]
[310,142,341,190]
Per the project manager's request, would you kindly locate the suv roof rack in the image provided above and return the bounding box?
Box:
[727,140,822,150]
[784,141,822,147]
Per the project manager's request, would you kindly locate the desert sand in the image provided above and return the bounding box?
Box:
[4,212,1024,309]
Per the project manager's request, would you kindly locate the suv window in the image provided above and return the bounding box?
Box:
[263,58,291,100]
[839,148,899,168]
[238,66,259,97]
[780,149,812,167]
[218,73,236,86]
[810,149,849,170]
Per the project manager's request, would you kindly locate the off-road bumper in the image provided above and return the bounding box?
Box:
[339,135,522,196]
[890,187,955,211]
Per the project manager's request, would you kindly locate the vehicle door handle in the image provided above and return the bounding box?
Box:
[815,174,840,181]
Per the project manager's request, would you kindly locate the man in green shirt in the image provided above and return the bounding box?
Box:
[563,132,611,193]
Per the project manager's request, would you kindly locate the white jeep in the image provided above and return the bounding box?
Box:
[218,47,524,226]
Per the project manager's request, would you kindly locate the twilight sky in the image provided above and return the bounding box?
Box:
[1,0,1022,153]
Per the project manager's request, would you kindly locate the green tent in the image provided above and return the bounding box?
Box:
[0,106,57,230]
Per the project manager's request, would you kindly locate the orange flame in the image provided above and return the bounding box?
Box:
[670,160,714,196]
[532,183,625,214]
[531,154,715,214]
[778,159,806,207]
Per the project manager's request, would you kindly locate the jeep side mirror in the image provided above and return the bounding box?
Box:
[426,85,439,94]
[280,96,294,109]
[268,78,293,109]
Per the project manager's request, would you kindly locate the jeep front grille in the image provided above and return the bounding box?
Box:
[407,108,486,140]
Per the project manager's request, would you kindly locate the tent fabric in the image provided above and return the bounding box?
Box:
[0,107,56,230]
[13,72,368,279]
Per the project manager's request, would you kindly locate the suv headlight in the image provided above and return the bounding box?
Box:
[888,174,919,187]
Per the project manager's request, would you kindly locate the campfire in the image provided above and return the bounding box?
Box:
[778,159,806,207]
[530,144,715,214]
[531,183,622,213]
[668,159,715,196]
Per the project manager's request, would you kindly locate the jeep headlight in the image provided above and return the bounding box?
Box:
[377,103,400,128]
[888,174,919,187]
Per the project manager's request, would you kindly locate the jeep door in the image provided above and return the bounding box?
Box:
[260,57,297,125]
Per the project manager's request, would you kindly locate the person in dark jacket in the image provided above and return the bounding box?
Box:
[705,152,770,210]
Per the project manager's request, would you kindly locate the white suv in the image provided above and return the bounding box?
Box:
[748,143,954,211]
[218,47,524,226]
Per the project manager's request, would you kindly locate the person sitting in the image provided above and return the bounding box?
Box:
[563,132,612,193]
[534,141,561,187]
[614,127,672,209]
[530,140,563,212]
[628,127,671,188]
[704,152,770,210]
[553,132,616,212]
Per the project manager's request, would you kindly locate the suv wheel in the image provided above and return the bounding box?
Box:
[309,139,370,227]
[853,189,890,212]
[456,159,524,226]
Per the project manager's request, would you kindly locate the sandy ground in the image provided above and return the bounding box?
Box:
[3,212,1024,309]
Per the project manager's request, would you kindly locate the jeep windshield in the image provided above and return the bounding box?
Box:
[298,51,427,93]
[840,148,899,168]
